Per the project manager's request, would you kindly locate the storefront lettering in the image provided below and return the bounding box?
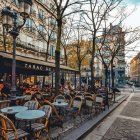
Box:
[24,64,48,71]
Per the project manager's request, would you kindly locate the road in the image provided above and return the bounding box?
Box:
[83,87,140,140]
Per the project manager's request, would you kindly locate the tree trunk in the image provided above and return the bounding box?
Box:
[90,37,96,92]
[55,20,62,92]
[64,48,68,66]
[105,67,108,87]
[78,62,81,90]
[45,41,50,62]
[111,62,114,88]
[90,60,95,91]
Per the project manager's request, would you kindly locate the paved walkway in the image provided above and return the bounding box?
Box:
[84,92,140,140]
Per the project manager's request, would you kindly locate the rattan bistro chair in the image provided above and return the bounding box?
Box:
[0,113,29,140]
[85,96,96,116]
[24,100,39,110]
[68,96,83,124]
[30,105,52,139]
[0,100,10,110]
[95,94,104,112]
[54,94,66,103]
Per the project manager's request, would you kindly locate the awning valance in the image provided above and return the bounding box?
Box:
[0,52,79,75]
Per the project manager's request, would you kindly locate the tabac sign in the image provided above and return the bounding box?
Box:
[24,63,51,71]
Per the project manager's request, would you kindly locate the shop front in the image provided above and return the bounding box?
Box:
[0,52,79,87]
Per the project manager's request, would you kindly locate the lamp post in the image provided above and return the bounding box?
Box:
[2,0,32,95]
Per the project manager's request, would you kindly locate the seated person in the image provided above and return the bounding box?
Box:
[1,83,11,99]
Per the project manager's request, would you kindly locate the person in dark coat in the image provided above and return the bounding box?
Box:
[1,83,11,98]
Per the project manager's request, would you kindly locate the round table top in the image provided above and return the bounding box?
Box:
[8,96,26,100]
[15,110,45,121]
[53,102,68,107]
[1,106,28,114]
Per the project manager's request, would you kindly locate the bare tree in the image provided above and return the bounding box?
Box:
[61,15,75,66]
[80,0,123,91]
[34,0,85,92]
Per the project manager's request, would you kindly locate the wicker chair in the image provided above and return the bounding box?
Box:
[76,92,85,100]
[95,94,104,112]
[64,94,73,107]
[54,94,66,102]
[85,96,96,117]
[84,93,93,97]
[42,100,63,130]
[32,92,44,107]
[0,113,29,140]
[24,100,39,110]
[0,100,10,110]
[30,105,52,139]
[69,96,83,124]
[23,93,32,102]
[108,92,113,105]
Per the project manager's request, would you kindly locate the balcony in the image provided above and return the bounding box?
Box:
[38,14,46,22]
[23,27,36,35]
[31,10,36,18]
[16,39,47,55]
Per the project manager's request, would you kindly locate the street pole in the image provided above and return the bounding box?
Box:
[3,26,6,52]
[10,14,19,95]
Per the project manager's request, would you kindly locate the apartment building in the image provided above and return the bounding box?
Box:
[130,53,140,83]
[0,0,77,85]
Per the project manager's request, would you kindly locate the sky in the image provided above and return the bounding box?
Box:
[124,0,140,63]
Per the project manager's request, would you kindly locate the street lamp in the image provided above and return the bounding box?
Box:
[2,0,32,95]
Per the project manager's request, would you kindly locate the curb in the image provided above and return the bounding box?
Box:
[62,95,129,140]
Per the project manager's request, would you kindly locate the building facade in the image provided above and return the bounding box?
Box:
[0,0,77,86]
[130,53,140,83]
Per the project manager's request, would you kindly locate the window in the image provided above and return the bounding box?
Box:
[51,32,56,39]
[40,0,47,4]
[50,45,55,56]
[25,19,33,28]
[39,25,45,33]
[39,9,44,19]
[13,0,19,6]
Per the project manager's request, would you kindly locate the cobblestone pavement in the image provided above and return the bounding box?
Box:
[84,89,140,140]
[102,118,140,140]
[101,93,140,140]
[120,102,140,118]
[130,96,140,102]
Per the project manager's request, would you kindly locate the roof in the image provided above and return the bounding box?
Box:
[0,52,79,72]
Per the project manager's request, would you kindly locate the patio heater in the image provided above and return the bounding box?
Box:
[2,0,33,95]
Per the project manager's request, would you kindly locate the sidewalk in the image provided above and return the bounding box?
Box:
[84,93,140,140]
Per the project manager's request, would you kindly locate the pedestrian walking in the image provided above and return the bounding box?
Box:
[131,83,135,93]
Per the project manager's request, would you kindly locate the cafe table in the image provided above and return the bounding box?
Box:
[53,101,68,115]
[8,96,26,105]
[1,106,28,115]
[15,110,45,131]
[8,96,26,101]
